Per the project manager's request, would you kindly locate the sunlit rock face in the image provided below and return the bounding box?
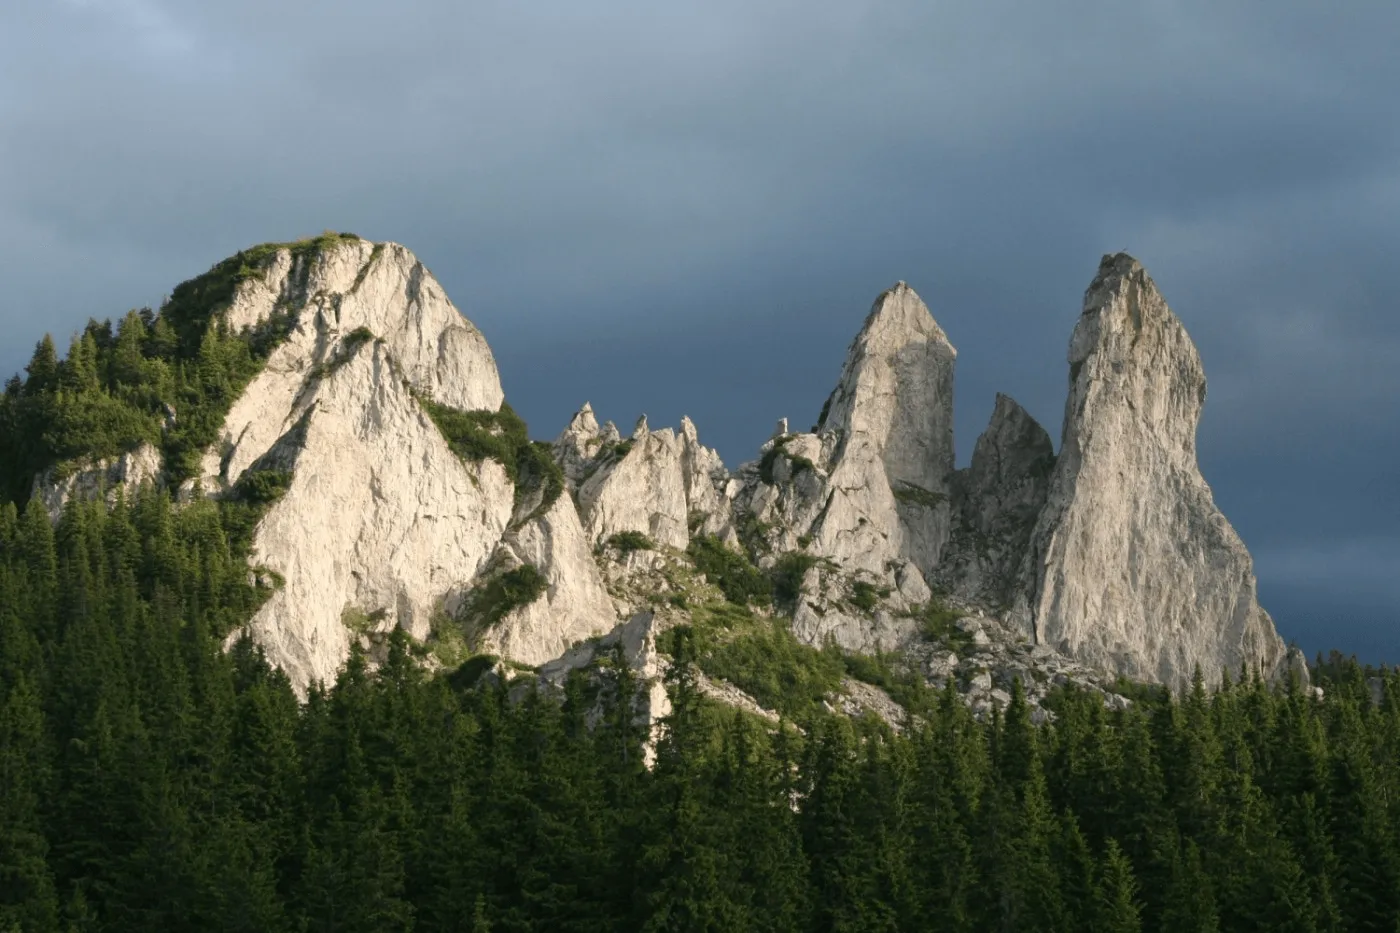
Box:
[1010,253,1293,688]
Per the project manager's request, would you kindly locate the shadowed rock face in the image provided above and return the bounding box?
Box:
[940,394,1056,608]
[1012,253,1293,688]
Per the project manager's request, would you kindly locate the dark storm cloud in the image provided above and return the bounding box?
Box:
[2,0,1396,661]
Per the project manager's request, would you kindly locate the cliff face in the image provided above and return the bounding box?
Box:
[1011,254,1293,687]
[28,241,1298,700]
[939,394,1056,610]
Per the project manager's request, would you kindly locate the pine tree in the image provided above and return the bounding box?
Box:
[1095,839,1143,933]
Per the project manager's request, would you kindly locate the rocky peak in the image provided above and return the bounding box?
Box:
[1013,253,1293,688]
[554,402,604,489]
[802,281,957,576]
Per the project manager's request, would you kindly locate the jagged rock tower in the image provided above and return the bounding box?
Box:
[1008,253,1294,687]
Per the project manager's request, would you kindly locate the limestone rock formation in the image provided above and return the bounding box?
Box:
[33,441,162,521]
[1012,253,1292,688]
[477,490,619,666]
[812,281,957,574]
[563,410,735,550]
[21,236,1302,710]
[939,394,1056,608]
[237,336,515,693]
[736,282,956,582]
[192,237,611,693]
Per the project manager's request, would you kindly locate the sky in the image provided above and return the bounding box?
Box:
[2,0,1396,664]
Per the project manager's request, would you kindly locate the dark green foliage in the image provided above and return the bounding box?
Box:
[160,232,359,355]
[3,376,1400,931]
[597,439,634,461]
[662,611,846,721]
[462,565,548,632]
[848,579,890,612]
[685,534,771,606]
[418,399,565,514]
[606,531,654,555]
[0,235,367,499]
[908,597,972,650]
[220,467,296,559]
[343,326,376,348]
[892,481,947,509]
[770,551,819,609]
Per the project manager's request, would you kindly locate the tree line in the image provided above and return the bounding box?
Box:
[1,487,1398,932]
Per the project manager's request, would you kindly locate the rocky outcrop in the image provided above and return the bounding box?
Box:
[1012,253,1292,688]
[564,410,734,550]
[553,402,606,489]
[29,234,1300,704]
[477,491,619,665]
[939,394,1055,608]
[239,336,515,693]
[200,240,503,493]
[679,416,735,540]
[810,281,957,575]
[577,425,690,549]
[195,237,589,693]
[33,441,163,521]
[735,283,956,584]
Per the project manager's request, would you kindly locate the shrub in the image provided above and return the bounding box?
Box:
[607,530,654,554]
[418,399,564,515]
[909,598,972,652]
[771,551,819,609]
[466,564,549,631]
[892,482,947,509]
[661,610,846,721]
[848,580,889,613]
[687,534,771,607]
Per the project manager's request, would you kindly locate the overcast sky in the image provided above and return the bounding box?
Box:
[3,0,1396,664]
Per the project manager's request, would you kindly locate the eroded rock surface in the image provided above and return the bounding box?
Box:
[734,283,956,587]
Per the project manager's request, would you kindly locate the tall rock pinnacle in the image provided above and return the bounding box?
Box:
[1014,253,1294,687]
[809,281,957,574]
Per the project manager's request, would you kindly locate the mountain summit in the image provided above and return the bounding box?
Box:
[16,236,1301,705]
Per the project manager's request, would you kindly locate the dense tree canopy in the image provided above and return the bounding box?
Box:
[0,486,1397,931]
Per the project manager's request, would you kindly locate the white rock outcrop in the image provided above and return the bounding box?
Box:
[477,491,620,665]
[201,240,503,492]
[33,441,163,521]
[811,281,956,575]
[566,412,735,550]
[735,282,956,583]
[1012,253,1292,688]
[239,337,514,693]
[187,236,583,693]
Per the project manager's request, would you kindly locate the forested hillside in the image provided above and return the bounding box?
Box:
[1,488,1398,932]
